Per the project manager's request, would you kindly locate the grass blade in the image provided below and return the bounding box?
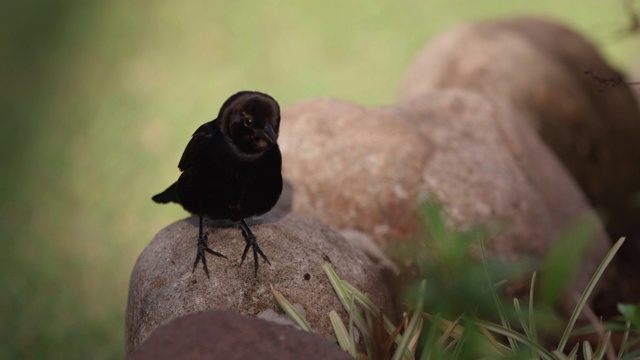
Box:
[450,323,469,359]
[617,321,631,360]
[557,237,625,352]
[420,313,442,360]
[408,318,424,357]
[324,263,351,311]
[513,298,531,339]
[567,342,580,359]
[330,310,357,357]
[592,331,611,360]
[439,315,463,346]
[341,279,397,335]
[481,242,519,352]
[391,280,426,360]
[271,285,313,332]
[583,341,594,359]
[323,263,375,354]
[472,319,556,360]
[529,272,539,344]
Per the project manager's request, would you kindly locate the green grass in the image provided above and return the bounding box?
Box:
[1,1,639,358]
[274,201,636,359]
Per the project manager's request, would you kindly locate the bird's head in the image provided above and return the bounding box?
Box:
[219,91,281,155]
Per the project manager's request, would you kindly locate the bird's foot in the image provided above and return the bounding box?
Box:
[240,232,271,277]
[193,233,227,279]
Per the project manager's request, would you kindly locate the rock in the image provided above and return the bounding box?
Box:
[280,98,429,244]
[126,212,394,354]
[398,17,640,248]
[127,310,351,360]
[279,91,612,310]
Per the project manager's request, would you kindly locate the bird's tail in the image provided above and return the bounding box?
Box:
[152,182,178,204]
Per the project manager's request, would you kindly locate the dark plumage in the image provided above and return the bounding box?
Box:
[152,91,283,278]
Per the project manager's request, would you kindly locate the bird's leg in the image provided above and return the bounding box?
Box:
[193,216,227,279]
[239,219,271,277]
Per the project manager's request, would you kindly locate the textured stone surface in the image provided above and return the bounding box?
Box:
[279,90,612,308]
[399,17,640,248]
[280,98,429,244]
[127,310,351,360]
[126,212,394,354]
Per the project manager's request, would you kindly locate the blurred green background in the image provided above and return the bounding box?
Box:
[1,1,638,358]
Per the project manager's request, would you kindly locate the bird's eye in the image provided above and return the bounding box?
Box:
[241,113,254,127]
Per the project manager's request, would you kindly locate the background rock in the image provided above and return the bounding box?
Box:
[279,90,612,310]
[398,17,640,265]
[127,310,351,360]
[125,212,394,354]
[281,98,429,244]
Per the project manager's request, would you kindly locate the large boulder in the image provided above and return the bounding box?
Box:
[279,90,612,310]
[126,212,394,354]
[399,17,640,249]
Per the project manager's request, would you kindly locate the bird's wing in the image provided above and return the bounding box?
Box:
[178,121,215,172]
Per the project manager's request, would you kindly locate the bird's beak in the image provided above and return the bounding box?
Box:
[261,124,277,146]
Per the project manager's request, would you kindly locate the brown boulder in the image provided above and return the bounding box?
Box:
[127,310,351,360]
[279,91,611,308]
[399,17,640,247]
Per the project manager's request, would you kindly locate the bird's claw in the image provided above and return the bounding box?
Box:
[240,233,271,277]
[193,233,227,279]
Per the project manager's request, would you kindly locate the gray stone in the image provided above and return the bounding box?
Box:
[127,310,351,360]
[126,212,394,354]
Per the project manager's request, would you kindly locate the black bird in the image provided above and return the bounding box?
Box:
[152,91,282,278]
